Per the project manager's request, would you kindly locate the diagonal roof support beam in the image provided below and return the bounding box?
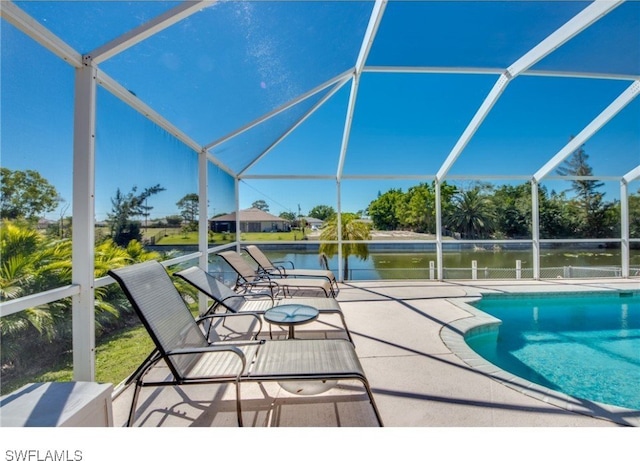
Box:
[436,0,623,182]
[436,73,510,181]
[364,66,638,83]
[534,80,640,182]
[1,1,83,67]
[86,1,214,64]
[238,76,352,176]
[96,68,235,178]
[507,0,624,78]
[205,68,354,152]
[336,0,387,181]
[623,165,640,184]
[354,0,387,74]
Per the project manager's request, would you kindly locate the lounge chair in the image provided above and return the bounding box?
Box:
[217,250,335,298]
[243,245,339,295]
[174,265,353,343]
[108,260,382,427]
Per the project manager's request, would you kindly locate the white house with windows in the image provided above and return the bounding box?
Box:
[209,208,291,233]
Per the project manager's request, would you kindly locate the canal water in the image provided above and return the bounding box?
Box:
[204,246,640,281]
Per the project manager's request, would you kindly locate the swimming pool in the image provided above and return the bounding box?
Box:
[465,292,640,411]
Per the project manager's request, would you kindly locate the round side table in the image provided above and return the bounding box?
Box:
[263,304,319,339]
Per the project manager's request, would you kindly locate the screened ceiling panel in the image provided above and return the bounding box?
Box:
[367,1,588,68]
[447,76,634,177]
[343,72,497,176]
[569,97,640,177]
[532,1,640,76]
[14,0,180,54]
[211,80,345,174]
[1,19,75,208]
[2,0,638,201]
[243,84,351,176]
[99,0,371,146]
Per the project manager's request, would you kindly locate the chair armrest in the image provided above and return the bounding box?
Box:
[197,312,263,339]
[266,266,286,277]
[164,343,252,375]
[273,259,295,269]
[241,279,281,290]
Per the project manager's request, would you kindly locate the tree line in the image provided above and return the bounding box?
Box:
[3,144,640,244]
[368,148,639,240]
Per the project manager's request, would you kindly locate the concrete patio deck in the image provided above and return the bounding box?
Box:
[110,277,639,428]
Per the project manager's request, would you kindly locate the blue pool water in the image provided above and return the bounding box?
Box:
[466,292,640,410]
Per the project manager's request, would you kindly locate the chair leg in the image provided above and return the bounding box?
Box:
[235,381,243,427]
[127,381,143,427]
[360,378,384,427]
[340,314,354,345]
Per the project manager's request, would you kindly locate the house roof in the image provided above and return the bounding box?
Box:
[210,208,288,223]
[300,217,324,225]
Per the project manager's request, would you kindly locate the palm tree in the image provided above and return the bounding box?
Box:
[0,220,162,372]
[319,213,371,280]
[0,221,57,366]
[446,188,495,239]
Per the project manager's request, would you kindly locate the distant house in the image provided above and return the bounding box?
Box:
[209,208,291,233]
[299,216,324,230]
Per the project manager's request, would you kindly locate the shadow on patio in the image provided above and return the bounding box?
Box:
[111,278,640,428]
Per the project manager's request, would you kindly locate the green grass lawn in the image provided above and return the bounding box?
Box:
[0,324,155,395]
[95,325,155,385]
[0,303,203,396]
[154,230,310,245]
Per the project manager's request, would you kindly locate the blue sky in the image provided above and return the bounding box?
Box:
[2,1,639,222]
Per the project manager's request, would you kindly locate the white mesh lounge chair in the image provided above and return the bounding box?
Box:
[243,245,339,295]
[217,250,335,298]
[175,265,353,343]
[108,260,381,427]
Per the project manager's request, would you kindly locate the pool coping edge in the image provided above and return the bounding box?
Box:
[440,290,640,427]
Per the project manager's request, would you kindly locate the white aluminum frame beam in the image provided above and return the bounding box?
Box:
[234,177,241,252]
[623,165,640,184]
[522,69,639,82]
[336,179,343,281]
[241,175,336,180]
[436,73,510,181]
[95,70,200,152]
[534,80,640,182]
[506,0,623,78]
[435,180,443,280]
[336,76,359,184]
[437,0,622,182]
[86,1,214,64]
[72,65,98,381]
[531,179,541,279]
[95,69,236,178]
[238,75,352,176]
[365,66,638,82]
[620,179,630,277]
[336,0,387,182]
[354,0,387,73]
[198,149,210,315]
[621,165,640,277]
[1,1,83,67]
[0,285,80,318]
[205,69,354,153]
[365,66,502,76]
[334,0,387,280]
